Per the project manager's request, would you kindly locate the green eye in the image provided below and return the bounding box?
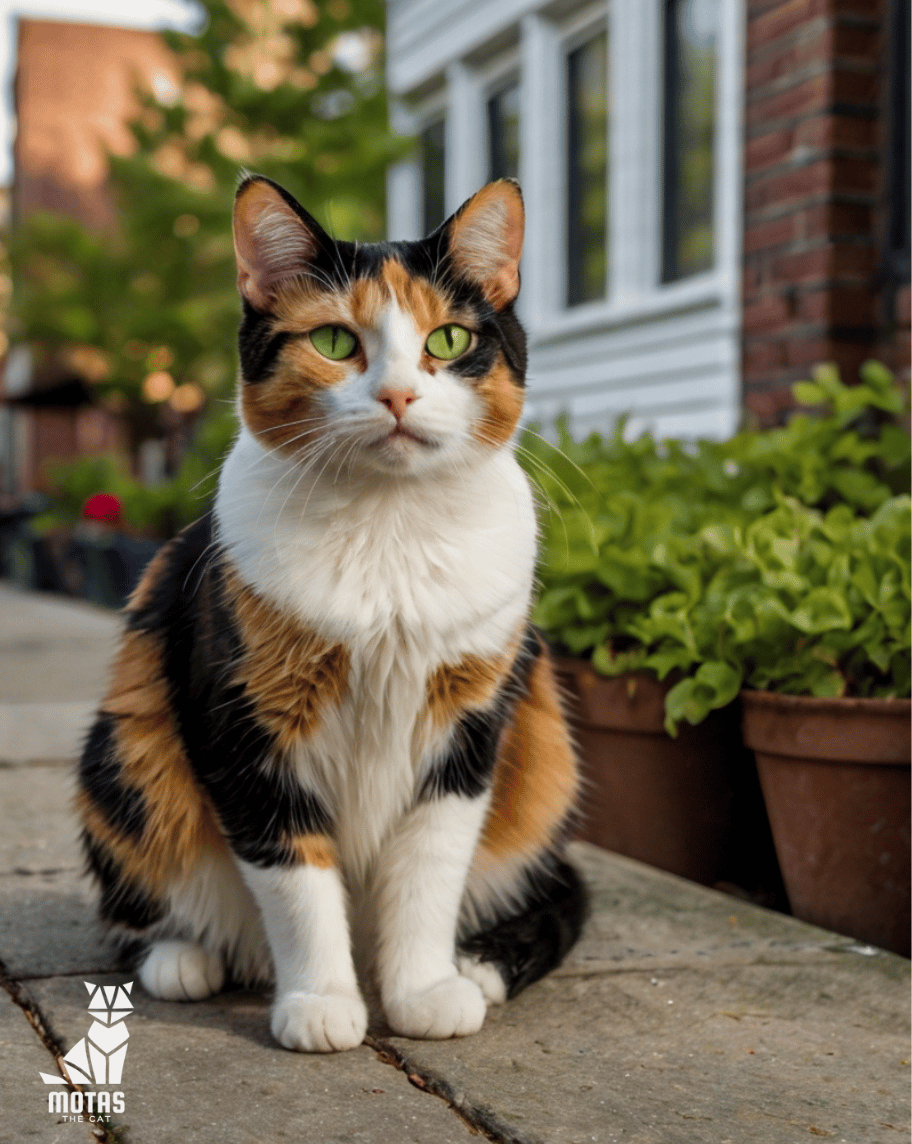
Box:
[310,325,358,361]
[426,324,471,361]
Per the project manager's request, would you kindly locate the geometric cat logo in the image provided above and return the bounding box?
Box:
[40,982,133,1086]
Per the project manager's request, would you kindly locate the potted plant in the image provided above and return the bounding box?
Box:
[520,416,773,891]
[714,363,911,955]
[522,362,910,929]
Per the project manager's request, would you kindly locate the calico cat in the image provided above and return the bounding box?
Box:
[76,174,586,1053]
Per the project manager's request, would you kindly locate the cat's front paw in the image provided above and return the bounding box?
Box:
[139,940,224,1001]
[385,975,486,1040]
[271,990,368,1053]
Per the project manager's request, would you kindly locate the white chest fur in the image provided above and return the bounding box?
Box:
[214,428,538,877]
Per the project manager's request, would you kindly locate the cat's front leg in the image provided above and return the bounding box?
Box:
[374,793,490,1039]
[240,850,367,1053]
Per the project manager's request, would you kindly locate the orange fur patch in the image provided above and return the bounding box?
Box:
[288,833,337,868]
[225,567,350,753]
[472,359,524,448]
[479,646,579,864]
[425,641,518,731]
[80,628,225,895]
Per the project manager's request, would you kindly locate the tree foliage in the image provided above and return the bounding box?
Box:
[8,0,406,464]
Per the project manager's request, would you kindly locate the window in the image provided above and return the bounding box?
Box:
[487,82,520,182]
[421,118,447,233]
[662,0,719,282]
[566,29,608,307]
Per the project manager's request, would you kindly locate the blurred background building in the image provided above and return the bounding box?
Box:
[3,17,179,492]
[0,0,909,520]
[386,0,910,438]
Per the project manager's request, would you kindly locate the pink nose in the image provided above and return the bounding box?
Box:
[376,387,418,421]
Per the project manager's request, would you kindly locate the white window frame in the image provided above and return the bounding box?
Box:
[390,0,743,353]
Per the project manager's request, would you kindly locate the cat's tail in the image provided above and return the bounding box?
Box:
[458,852,588,999]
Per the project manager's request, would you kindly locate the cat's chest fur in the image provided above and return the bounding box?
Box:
[215,427,538,874]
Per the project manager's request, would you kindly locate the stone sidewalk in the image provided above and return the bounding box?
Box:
[1,585,909,1143]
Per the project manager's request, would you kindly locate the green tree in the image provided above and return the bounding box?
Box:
[8,0,405,477]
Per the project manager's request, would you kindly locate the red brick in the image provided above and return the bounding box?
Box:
[743,385,800,427]
[895,285,911,327]
[831,68,877,106]
[784,337,869,374]
[831,155,878,194]
[743,295,794,332]
[829,243,875,276]
[798,201,872,239]
[744,160,833,211]
[745,128,796,172]
[748,1,828,53]
[796,114,877,151]
[769,242,875,282]
[797,284,875,326]
[744,214,796,254]
[746,29,832,90]
[831,22,880,63]
[772,247,833,282]
[744,340,790,375]
[743,263,764,296]
[747,74,830,126]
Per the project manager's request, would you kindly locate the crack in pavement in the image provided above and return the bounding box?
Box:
[0,954,130,1143]
[365,1032,542,1144]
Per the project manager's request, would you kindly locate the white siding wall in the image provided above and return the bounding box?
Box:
[385,0,744,441]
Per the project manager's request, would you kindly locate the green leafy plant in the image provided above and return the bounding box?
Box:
[523,363,910,734]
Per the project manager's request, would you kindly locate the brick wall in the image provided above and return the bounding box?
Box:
[742,0,908,426]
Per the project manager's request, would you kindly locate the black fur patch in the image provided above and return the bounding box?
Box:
[128,513,332,868]
[459,854,588,998]
[420,627,542,801]
[78,713,147,841]
[83,832,166,931]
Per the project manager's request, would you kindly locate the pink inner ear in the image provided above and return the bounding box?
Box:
[233,182,317,310]
[449,182,525,310]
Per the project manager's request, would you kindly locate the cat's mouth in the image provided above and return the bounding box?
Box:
[372,424,437,450]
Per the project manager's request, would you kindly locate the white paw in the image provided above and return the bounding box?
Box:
[386,975,486,1040]
[139,940,224,1001]
[457,954,508,1005]
[271,991,367,1053]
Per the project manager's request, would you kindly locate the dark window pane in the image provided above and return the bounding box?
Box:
[487,83,520,182]
[567,30,608,307]
[662,0,718,282]
[421,119,446,234]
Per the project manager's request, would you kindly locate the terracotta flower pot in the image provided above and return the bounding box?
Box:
[741,690,911,956]
[557,659,778,891]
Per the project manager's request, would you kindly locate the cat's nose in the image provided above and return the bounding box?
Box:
[375,386,418,421]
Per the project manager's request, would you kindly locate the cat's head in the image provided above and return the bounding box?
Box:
[232,174,526,478]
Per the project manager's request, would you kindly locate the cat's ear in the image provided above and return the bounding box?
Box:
[444,180,524,310]
[233,175,327,311]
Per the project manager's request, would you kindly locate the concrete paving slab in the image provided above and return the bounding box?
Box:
[0,762,122,980]
[0,586,120,705]
[375,844,911,1144]
[27,976,479,1144]
[0,989,96,1144]
[0,762,82,876]
[0,704,98,765]
[0,874,120,980]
